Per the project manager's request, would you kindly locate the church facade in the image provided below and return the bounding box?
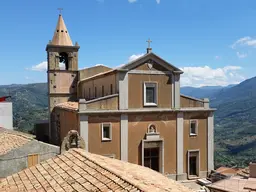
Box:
[46,14,215,180]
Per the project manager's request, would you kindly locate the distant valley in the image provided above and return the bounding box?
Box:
[0,77,255,168]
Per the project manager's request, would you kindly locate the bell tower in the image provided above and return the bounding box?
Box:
[46,14,80,144]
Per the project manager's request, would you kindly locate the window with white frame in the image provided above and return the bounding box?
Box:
[144,82,157,106]
[101,123,112,141]
[190,120,198,136]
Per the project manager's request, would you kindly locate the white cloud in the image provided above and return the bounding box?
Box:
[236,52,247,58]
[128,0,137,3]
[27,61,47,71]
[128,53,144,62]
[27,61,65,71]
[156,0,160,4]
[231,36,256,49]
[180,65,245,87]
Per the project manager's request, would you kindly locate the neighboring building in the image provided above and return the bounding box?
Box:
[207,163,256,192]
[0,128,59,178]
[39,13,216,180]
[0,148,194,192]
[0,96,13,130]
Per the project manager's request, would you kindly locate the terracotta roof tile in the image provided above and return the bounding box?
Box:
[0,148,194,192]
[55,102,78,111]
[0,128,33,156]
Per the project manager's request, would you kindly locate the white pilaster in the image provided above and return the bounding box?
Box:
[119,72,128,110]
[174,74,180,109]
[120,114,128,161]
[80,114,88,151]
[207,112,214,171]
[177,112,184,178]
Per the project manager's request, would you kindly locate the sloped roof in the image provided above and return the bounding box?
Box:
[0,128,33,156]
[55,102,79,111]
[0,148,194,192]
[118,52,183,73]
[51,14,73,46]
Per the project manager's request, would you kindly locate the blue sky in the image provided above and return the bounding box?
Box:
[1,0,256,87]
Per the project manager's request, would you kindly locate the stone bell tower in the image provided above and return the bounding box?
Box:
[46,14,80,144]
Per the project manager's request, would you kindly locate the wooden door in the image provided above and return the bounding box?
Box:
[28,154,39,167]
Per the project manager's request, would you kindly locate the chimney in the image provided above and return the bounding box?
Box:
[249,162,256,178]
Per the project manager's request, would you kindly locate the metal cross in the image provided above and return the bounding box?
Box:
[58,8,63,14]
[146,38,152,48]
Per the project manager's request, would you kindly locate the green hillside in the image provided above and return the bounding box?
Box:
[0,78,255,168]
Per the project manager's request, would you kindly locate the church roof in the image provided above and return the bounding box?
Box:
[0,148,194,192]
[51,14,73,46]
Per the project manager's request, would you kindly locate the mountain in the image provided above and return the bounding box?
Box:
[0,78,255,168]
[0,83,48,133]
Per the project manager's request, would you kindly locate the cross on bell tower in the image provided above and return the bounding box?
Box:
[146,38,152,53]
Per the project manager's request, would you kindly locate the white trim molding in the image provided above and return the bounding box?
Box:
[101,123,112,141]
[143,82,158,107]
[118,72,128,110]
[128,70,172,75]
[121,114,128,161]
[79,114,88,151]
[142,139,164,174]
[174,74,180,109]
[207,112,214,172]
[177,112,184,179]
[187,149,200,179]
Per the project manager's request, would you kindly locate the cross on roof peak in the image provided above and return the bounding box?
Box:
[146,38,152,53]
[58,8,63,15]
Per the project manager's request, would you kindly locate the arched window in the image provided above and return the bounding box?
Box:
[148,124,157,133]
[59,52,69,70]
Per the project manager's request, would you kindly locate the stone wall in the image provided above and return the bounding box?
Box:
[0,140,59,178]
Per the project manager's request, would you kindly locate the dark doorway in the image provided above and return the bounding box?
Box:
[189,156,197,176]
[144,147,159,172]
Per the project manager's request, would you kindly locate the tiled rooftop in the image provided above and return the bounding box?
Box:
[208,176,251,192]
[0,128,33,156]
[0,148,194,192]
[55,102,79,111]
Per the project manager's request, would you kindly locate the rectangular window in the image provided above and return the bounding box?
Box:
[101,123,112,141]
[95,87,97,98]
[110,84,113,95]
[102,86,105,97]
[144,82,157,106]
[190,120,198,136]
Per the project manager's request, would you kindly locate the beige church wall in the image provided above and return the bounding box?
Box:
[88,115,121,160]
[180,96,204,108]
[183,112,208,173]
[54,108,79,145]
[48,71,77,94]
[78,73,117,100]
[79,65,112,80]
[133,62,169,71]
[128,74,172,108]
[128,113,177,174]
[86,96,119,110]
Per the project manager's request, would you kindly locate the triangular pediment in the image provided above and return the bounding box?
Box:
[118,52,183,73]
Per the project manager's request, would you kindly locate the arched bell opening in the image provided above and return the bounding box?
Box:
[59,52,69,70]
